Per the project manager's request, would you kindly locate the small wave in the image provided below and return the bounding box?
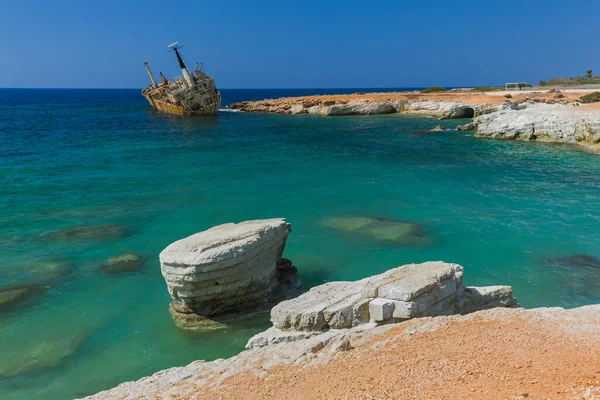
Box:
[219,108,241,112]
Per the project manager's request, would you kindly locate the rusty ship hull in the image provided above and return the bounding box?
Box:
[142,86,221,116]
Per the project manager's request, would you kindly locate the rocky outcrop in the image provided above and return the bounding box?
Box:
[159,219,294,325]
[247,261,517,346]
[306,101,397,116]
[231,98,497,119]
[471,103,600,151]
[81,303,600,400]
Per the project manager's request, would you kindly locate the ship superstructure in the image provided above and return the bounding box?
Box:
[142,42,221,116]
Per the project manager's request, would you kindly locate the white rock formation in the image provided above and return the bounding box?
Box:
[159,218,293,321]
[248,261,518,347]
[306,101,397,116]
[472,103,600,149]
[302,100,490,118]
[231,97,502,118]
[81,305,600,400]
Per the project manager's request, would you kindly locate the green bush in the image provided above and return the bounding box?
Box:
[504,94,512,99]
[540,70,600,86]
[421,86,447,93]
[580,92,600,103]
[355,92,366,95]
[471,86,501,92]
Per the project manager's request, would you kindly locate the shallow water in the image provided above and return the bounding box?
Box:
[1,89,599,399]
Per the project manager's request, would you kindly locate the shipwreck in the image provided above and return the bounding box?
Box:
[142,42,221,116]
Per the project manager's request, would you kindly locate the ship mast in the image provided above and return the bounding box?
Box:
[168,42,196,88]
[143,60,158,88]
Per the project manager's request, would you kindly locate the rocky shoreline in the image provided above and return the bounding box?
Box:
[84,302,600,399]
[82,257,600,399]
[230,90,600,153]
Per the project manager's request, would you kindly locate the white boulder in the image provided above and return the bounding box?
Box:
[159,219,293,322]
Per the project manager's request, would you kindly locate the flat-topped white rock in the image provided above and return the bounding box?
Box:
[248,261,518,346]
[159,219,293,323]
[232,97,499,119]
[472,102,600,151]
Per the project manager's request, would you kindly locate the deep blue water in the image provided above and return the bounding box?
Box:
[1,88,599,399]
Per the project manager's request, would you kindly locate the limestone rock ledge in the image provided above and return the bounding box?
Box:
[247,261,517,347]
[159,218,294,324]
[471,103,600,151]
[231,99,497,119]
[81,304,600,400]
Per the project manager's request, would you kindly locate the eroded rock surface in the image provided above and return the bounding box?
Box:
[231,97,496,119]
[471,103,600,151]
[250,262,517,345]
[159,219,294,325]
[81,304,600,400]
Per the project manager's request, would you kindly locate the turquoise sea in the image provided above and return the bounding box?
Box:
[1,88,600,399]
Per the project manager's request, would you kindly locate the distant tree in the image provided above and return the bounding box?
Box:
[587,70,593,79]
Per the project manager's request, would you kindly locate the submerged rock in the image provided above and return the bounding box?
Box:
[0,286,31,309]
[321,216,429,245]
[540,254,600,301]
[42,224,129,242]
[431,125,446,131]
[160,219,296,326]
[546,254,600,270]
[0,334,88,378]
[0,285,47,311]
[100,254,142,274]
[25,260,72,283]
[4,260,72,287]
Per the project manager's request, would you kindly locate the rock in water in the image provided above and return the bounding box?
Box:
[431,125,446,131]
[159,219,294,325]
[42,224,129,242]
[546,254,600,270]
[24,260,72,284]
[321,216,429,245]
[100,254,142,274]
[5,260,72,287]
[0,285,47,311]
[247,261,519,347]
[0,287,31,309]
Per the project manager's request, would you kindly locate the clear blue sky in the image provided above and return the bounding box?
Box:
[1,0,599,89]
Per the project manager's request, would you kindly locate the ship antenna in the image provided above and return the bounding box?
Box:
[168,42,187,69]
[168,41,196,87]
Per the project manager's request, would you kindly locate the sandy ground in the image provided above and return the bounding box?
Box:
[203,316,600,400]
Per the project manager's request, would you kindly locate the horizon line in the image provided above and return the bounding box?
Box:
[0,85,484,91]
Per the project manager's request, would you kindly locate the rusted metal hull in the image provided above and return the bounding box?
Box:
[143,92,221,116]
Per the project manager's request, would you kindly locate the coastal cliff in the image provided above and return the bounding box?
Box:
[83,260,600,399]
[230,92,503,118]
[471,102,600,152]
[229,90,600,152]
